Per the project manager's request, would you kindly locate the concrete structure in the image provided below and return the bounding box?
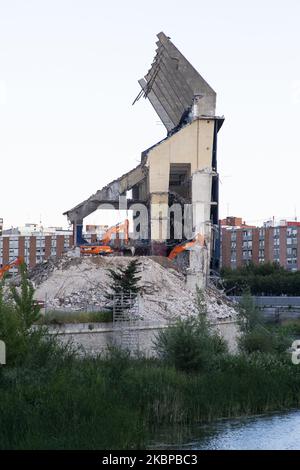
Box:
[64,32,224,290]
[221,217,300,271]
[48,319,239,357]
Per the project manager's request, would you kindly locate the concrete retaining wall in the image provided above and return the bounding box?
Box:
[48,320,239,357]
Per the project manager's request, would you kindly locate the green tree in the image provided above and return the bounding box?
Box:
[10,263,41,330]
[107,259,142,295]
[105,259,142,312]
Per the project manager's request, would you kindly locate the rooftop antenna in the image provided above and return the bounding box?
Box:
[39,214,43,233]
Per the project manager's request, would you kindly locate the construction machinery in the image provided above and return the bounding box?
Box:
[80,245,114,256]
[80,219,130,256]
[168,234,205,260]
[0,256,24,279]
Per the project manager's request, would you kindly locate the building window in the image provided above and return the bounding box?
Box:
[287,227,297,237]
[274,228,280,237]
[243,230,252,240]
[243,250,252,259]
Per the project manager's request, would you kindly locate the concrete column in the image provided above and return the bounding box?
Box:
[2,237,9,265]
[73,220,84,246]
[29,236,36,268]
[18,236,25,260]
[150,192,169,255]
[186,168,213,291]
[45,236,51,259]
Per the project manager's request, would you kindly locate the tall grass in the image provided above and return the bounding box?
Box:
[0,346,300,449]
[1,271,300,449]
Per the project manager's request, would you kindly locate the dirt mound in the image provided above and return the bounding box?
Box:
[31,255,237,322]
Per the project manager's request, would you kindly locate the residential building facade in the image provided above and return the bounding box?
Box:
[0,222,74,273]
[221,217,300,271]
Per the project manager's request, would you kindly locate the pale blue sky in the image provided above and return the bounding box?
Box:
[1,0,300,228]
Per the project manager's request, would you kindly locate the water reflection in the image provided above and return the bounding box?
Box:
[152,410,300,450]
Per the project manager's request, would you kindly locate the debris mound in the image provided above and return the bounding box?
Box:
[30,255,237,322]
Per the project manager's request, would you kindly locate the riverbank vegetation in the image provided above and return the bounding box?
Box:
[1,268,300,449]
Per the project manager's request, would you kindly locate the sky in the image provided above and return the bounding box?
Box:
[1,0,300,229]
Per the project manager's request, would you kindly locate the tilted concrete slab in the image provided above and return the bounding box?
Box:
[138,32,216,132]
[64,164,147,223]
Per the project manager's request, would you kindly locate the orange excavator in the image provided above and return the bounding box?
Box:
[168,234,205,260]
[80,219,129,256]
[0,256,24,279]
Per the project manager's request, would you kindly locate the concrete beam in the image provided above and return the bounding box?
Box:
[64,164,147,223]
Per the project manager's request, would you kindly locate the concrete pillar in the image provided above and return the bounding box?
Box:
[73,220,84,246]
[150,192,169,255]
[186,168,214,292]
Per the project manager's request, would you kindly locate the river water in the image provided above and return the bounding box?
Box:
[153,410,300,450]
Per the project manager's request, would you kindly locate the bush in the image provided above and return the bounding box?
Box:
[0,297,27,365]
[153,314,228,373]
[237,290,292,355]
[239,324,292,355]
[238,290,263,333]
[239,326,274,354]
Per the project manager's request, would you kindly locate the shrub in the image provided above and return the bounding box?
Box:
[238,290,263,333]
[239,326,274,354]
[237,290,292,355]
[239,324,292,355]
[153,313,227,373]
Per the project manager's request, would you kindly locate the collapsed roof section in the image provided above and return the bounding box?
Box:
[135,32,216,132]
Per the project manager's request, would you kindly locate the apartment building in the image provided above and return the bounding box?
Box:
[0,222,73,272]
[0,220,116,273]
[221,217,300,271]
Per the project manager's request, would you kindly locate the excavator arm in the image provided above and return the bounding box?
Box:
[102,219,129,245]
[168,234,205,261]
[0,256,24,279]
[79,219,129,256]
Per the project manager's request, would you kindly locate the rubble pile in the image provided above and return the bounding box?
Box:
[30,255,237,322]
